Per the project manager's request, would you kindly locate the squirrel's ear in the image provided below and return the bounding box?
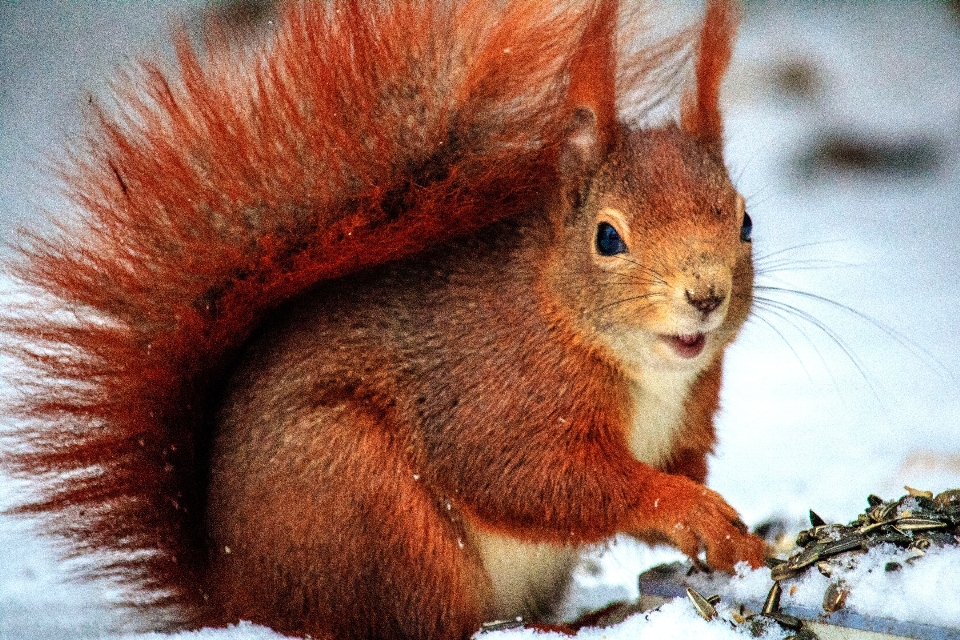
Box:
[680,0,739,149]
[559,0,618,189]
[559,106,602,187]
[565,0,618,155]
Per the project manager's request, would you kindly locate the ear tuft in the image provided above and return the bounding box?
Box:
[680,0,740,148]
[566,0,618,155]
[558,0,618,196]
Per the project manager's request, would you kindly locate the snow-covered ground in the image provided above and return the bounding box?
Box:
[2,2,960,639]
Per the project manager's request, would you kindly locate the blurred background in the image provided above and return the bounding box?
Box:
[1,1,959,637]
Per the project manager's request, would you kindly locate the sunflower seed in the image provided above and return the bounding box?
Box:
[771,562,802,581]
[686,587,717,621]
[895,517,947,531]
[764,612,803,631]
[787,546,821,571]
[935,488,960,508]
[762,582,782,615]
[822,581,848,613]
[820,534,865,557]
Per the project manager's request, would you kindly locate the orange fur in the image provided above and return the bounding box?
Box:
[2,1,761,638]
[681,0,740,146]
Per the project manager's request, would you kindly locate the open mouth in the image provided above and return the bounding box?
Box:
[662,333,706,359]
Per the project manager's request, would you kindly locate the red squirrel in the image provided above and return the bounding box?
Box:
[2,0,765,638]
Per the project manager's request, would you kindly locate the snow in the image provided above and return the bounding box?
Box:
[2,2,960,639]
[113,601,764,640]
[721,545,960,629]
[720,543,960,629]
[489,599,763,640]
[119,622,293,640]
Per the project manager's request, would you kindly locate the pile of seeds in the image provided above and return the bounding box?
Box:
[678,488,960,637]
[687,582,818,640]
[769,487,960,582]
[685,582,819,639]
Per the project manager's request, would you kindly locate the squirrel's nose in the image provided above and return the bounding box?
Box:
[685,289,725,316]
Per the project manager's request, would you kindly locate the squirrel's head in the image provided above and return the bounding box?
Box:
[549,116,753,378]
[547,0,747,378]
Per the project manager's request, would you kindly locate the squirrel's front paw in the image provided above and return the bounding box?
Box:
[631,476,766,572]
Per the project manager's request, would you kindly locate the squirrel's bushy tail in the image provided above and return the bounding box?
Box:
[1,0,700,627]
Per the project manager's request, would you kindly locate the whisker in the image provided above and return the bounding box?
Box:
[755,258,855,275]
[592,294,662,314]
[753,296,883,400]
[747,307,818,386]
[755,253,854,270]
[552,274,663,290]
[750,301,843,392]
[610,255,668,285]
[743,188,775,212]
[755,286,950,378]
[753,240,847,264]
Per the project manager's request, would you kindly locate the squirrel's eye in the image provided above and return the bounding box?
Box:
[596,222,628,256]
[740,211,753,243]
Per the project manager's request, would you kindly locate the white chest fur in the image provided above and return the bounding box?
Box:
[468,524,577,621]
[625,368,697,466]
[599,329,701,467]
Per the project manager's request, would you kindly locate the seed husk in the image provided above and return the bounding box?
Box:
[762,582,782,615]
[812,524,844,541]
[685,587,717,621]
[771,562,801,581]
[895,517,947,531]
[820,534,865,557]
[935,488,960,508]
[870,530,913,547]
[868,505,886,523]
[787,546,821,571]
[764,612,804,631]
[877,501,900,522]
[911,537,932,551]
[905,486,933,499]
[738,489,960,640]
[857,518,895,534]
[480,618,524,632]
[822,581,848,613]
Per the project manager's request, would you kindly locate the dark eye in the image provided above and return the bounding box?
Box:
[740,211,753,243]
[596,222,628,256]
